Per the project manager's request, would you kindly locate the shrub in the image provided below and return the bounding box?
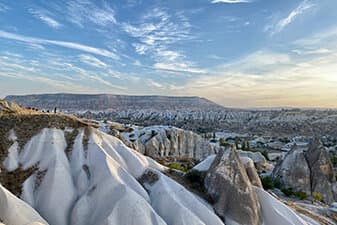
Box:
[281,188,294,197]
[273,179,281,189]
[312,192,323,202]
[168,163,188,172]
[261,176,273,190]
[295,191,308,200]
[219,138,230,147]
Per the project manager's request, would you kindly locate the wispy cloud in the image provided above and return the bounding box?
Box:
[65,0,116,28]
[266,0,315,35]
[0,30,119,59]
[211,0,252,3]
[79,54,107,68]
[153,62,207,74]
[146,79,163,88]
[29,9,62,29]
[123,8,205,74]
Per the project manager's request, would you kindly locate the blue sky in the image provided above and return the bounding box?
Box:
[0,0,337,107]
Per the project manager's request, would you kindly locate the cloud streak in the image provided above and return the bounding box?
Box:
[0,30,119,59]
[79,54,107,68]
[123,8,205,74]
[29,9,62,29]
[266,0,315,35]
[66,0,116,28]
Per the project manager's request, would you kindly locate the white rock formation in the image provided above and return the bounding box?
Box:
[0,127,223,225]
[116,125,215,160]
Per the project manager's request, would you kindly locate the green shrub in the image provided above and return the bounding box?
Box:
[168,163,188,172]
[261,176,282,190]
[261,176,273,190]
[295,191,308,200]
[219,138,230,147]
[312,192,323,202]
[281,188,294,197]
[273,179,281,189]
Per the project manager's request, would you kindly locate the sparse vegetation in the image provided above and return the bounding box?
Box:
[168,163,189,172]
[261,176,281,190]
[281,187,294,197]
[312,192,323,202]
[261,176,274,190]
[295,191,308,200]
[219,137,230,147]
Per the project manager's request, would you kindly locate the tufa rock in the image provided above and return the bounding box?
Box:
[204,148,262,225]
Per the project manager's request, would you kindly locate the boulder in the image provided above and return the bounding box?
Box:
[204,148,262,225]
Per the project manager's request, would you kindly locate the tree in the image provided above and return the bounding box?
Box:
[219,137,229,147]
[235,137,240,149]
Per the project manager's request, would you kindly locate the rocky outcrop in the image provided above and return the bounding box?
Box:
[204,148,262,225]
[273,138,337,203]
[112,125,215,160]
[272,145,311,194]
[305,138,337,203]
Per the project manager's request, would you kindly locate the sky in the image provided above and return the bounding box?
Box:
[0,0,337,108]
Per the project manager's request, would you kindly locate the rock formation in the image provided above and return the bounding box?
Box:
[273,138,337,203]
[272,145,312,194]
[204,148,262,225]
[305,138,337,203]
[110,124,215,160]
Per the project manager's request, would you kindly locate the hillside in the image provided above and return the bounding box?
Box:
[0,100,331,225]
[4,93,226,112]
